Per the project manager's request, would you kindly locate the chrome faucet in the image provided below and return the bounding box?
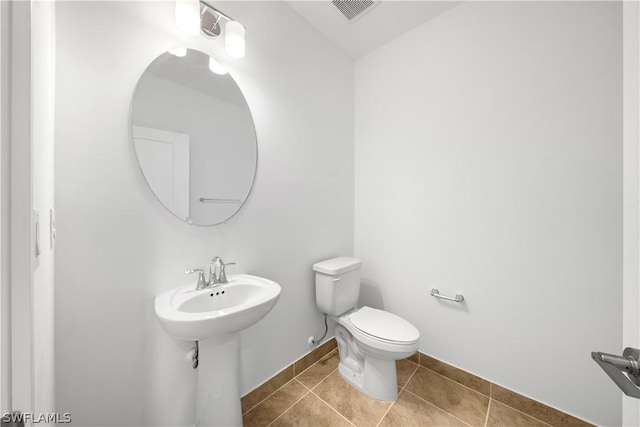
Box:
[209,256,236,285]
[186,257,236,290]
[185,268,208,290]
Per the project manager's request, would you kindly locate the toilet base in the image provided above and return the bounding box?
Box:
[334,324,400,401]
[338,356,398,401]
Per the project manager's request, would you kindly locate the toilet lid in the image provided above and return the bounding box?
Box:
[349,307,419,343]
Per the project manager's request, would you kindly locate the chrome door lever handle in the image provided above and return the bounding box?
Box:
[592,347,640,398]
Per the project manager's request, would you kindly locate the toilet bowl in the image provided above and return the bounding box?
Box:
[333,306,419,400]
[313,257,420,401]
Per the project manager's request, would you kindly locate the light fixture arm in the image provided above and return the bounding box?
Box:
[199,0,234,23]
[175,0,245,59]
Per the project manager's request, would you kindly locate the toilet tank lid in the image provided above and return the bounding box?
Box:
[313,257,362,275]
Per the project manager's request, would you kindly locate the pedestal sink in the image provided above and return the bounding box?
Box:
[155,274,281,426]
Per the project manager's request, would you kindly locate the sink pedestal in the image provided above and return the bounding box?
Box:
[155,274,281,426]
[196,334,242,426]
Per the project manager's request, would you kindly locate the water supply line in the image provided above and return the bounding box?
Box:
[308,313,328,347]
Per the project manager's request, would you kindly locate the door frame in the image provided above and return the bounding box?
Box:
[623,1,640,425]
[0,0,9,415]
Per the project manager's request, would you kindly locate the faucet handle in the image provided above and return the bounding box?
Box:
[219,262,236,283]
[185,268,207,290]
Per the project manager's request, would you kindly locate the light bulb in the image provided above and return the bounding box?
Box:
[175,0,200,37]
[225,21,245,59]
[169,47,187,57]
[209,57,228,75]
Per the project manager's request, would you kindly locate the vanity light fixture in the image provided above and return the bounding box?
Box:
[169,47,188,57]
[224,21,245,59]
[208,57,228,75]
[175,0,201,36]
[175,0,246,59]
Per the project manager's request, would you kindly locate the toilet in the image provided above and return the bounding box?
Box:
[313,256,419,401]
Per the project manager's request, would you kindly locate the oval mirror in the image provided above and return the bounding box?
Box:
[130,48,257,225]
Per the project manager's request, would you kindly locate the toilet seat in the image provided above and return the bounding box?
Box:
[349,306,419,344]
[337,306,419,355]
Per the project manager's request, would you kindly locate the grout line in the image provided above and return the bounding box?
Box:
[490,384,583,426]
[418,365,489,397]
[295,348,338,378]
[297,378,313,392]
[245,339,335,408]
[403,389,473,427]
[375,402,394,427]
[401,363,419,392]
[484,398,492,427]
[306,367,338,392]
[490,399,553,427]
[376,365,418,427]
[243,377,297,415]
[405,358,419,369]
[293,339,337,376]
[309,389,357,427]
[264,383,310,427]
[376,369,414,427]
[296,367,338,393]
[294,377,314,392]
[313,367,338,391]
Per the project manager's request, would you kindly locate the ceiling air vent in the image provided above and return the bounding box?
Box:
[332,0,377,22]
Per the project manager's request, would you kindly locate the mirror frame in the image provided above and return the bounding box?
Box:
[129,48,258,226]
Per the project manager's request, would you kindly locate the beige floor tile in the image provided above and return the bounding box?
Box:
[313,371,392,427]
[242,366,295,414]
[486,400,550,427]
[297,350,340,389]
[294,339,338,376]
[243,380,308,427]
[491,384,592,427]
[379,390,468,427]
[271,393,352,427]
[405,367,489,426]
[419,354,490,396]
[396,359,418,390]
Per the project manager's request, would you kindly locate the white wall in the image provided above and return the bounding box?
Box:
[354,2,622,425]
[55,1,353,426]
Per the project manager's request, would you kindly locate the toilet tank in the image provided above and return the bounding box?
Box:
[312,257,363,316]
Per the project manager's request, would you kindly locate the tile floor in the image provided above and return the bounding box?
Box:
[242,350,567,427]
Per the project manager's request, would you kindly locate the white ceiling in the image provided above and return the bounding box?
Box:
[286,1,462,59]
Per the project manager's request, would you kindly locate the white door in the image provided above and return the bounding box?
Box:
[1,1,56,423]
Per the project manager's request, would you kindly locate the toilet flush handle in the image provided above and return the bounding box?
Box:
[332,276,342,282]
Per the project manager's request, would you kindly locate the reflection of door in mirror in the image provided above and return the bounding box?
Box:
[133,126,190,221]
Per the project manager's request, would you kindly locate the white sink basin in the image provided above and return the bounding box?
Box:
[155,274,281,341]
